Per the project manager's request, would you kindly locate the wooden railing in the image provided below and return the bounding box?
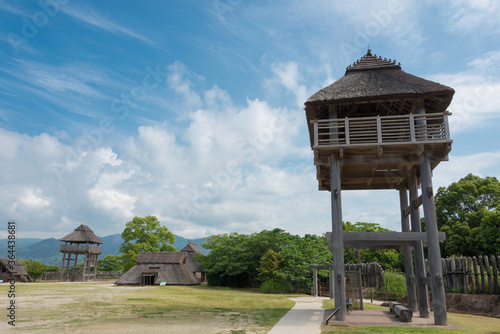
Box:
[60,244,103,254]
[312,113,451,148]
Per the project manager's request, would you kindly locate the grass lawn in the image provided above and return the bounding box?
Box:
[321,300,500,334]
[0,282,299,333]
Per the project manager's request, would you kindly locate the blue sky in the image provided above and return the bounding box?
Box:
[1,0,499,240]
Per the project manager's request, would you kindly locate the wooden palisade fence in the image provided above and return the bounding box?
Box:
[426,255,500,295]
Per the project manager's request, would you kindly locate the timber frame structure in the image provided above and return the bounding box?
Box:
[59,224,103,282]
[305,50,454,325]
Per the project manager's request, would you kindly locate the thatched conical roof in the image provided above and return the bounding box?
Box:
[180,241,204,255]
[60,224,103,244]
[181,241,204,273]
[305,49,454,113]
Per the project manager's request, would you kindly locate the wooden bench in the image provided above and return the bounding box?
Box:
[389,301,413,322]
[389,301,401,314]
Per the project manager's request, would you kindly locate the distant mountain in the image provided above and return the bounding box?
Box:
[0,233,209,266]
[0,238,45,250]
[16,238,62,266]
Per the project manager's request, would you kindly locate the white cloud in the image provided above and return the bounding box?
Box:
[167,61,204,112]
[60,3,156,45]
[20,188,50,210]
[440,0,500,33]
[429,51,500,133]
[268,62,309,108]
[433,152,500,189]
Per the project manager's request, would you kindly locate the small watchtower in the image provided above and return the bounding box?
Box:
[305,50,454,325]
[60,224,103,282]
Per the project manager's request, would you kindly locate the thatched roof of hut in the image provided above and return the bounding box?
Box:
[181,241,204,273]
[60,224,103,244]
[180,241,204,254]
[116,252,201,286]
[136,252,185,264]
[0,258,29,281]
[305,49,454,110]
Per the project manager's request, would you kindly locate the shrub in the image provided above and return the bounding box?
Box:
[260,279,293,294]
[20,260,47,280]
[379,270,407,300]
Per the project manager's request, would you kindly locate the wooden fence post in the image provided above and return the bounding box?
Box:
[492,255,499,295]
[479,256,486,294]
[449,259,457,289]
[461,257,467,293]
[467,257,473,294]
[485,256,493,294]
[473,257,480,294]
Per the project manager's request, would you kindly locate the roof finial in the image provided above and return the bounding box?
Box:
[367,45,371,56]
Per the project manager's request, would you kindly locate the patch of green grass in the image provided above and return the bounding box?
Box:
[126,297,155,301]
[87,301,112,306]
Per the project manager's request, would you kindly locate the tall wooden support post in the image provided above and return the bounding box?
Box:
[408,170,430,317]
[399,186,417,312]
[421,150,448,325]
[82,251,88,282]
[331,153,346,321]
[329,267,334,300]
[313,267,318,297]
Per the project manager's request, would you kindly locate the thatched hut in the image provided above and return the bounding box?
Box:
[180,241,205,282]
[116,252,201,286]
[0,258,30,282]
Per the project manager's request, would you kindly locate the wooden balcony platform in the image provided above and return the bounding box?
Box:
[60,244,103,254]
[311,113,452,190]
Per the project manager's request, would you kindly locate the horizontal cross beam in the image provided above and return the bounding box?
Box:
[326,232,446,249]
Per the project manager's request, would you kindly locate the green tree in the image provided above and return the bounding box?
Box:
[45,265,61,272]
[200,230,289,288]
[98,255,124,272]
[20,260,47,280]
[119,215,176,271]
[200,229,332,290]
[435,174,500,256]
[200,232,255,287]
[469,208,500,255]
[275,233,332,290]
[257,249,283,282]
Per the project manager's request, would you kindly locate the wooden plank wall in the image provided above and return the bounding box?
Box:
[425,255,500,295]
[345,263,384,288]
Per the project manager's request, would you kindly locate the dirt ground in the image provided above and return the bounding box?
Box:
[399,292,500,318]
[444,293,500,318]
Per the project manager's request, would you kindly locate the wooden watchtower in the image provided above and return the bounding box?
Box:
[60,224,103,282]
[305,50,454,325]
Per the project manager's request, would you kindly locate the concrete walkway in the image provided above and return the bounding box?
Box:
[268,296,326,334]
